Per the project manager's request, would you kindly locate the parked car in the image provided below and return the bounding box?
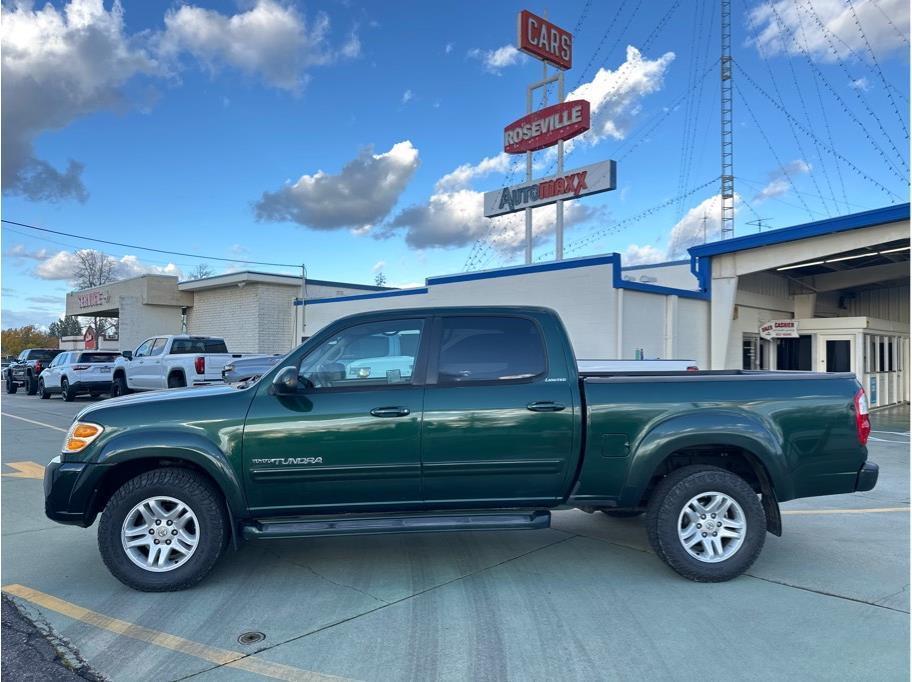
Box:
[221,355,283,386]
[112,335,265,395]
[5,348,62,395]
[44,306,876,591]
[38,351,121,401]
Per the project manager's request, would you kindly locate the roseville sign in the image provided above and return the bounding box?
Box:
[504,100,590,154]
[759,319,799,339]
[483,160,616,218]
[517,10,572,70]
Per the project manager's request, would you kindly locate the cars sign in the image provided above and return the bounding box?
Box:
[517,10,572,70]
[504,100,590,154]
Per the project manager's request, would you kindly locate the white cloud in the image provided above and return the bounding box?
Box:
[567,46,675,145]
[850,77,870,91]
[23,249,181,281]
[254,140,420,231]
[445,42,454,55]
[667,194,749,258]
[160,0,358,93]
[1,0,158,202]
[371,260,386,273]
[753,159,811,202]
[434,153,512,192]
[747,0,910,62]
[468,44,525,74]
[384,189,597,251]
[622,244,666,265]
[401,89,414,104]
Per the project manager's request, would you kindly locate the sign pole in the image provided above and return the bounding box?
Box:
[525,78,533,265]
[556,68,565,261]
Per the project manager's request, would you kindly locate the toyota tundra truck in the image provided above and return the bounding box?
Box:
[44,307,877,591]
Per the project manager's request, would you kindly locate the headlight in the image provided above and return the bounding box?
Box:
[62,421,104,454]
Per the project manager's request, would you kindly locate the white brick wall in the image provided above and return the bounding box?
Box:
[187,285,262,353]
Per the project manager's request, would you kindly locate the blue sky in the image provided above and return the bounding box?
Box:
[2,0,909,328]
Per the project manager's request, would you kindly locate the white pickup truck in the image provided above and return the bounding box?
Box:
[112,335,263,395]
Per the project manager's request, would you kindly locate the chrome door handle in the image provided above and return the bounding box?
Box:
[370,406,411,418]
[526,401,566,412]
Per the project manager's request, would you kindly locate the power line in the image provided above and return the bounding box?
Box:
[869,0,909,48]
[735,62,904,201]
[0,219,302,268]
[845,0,909,140]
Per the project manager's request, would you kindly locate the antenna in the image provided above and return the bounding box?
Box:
[746,218,771,232]
[720,0,735,239]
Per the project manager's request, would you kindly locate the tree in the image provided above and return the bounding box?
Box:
[72,250,117,339]
[374,271,387,287]
[187,263,214,280]
[1,325,57,357]
[48,316,82,338]
[73,249,116,289]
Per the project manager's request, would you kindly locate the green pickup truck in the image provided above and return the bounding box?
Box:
[44,306,877,591]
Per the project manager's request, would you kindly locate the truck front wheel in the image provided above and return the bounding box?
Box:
[98,468,227,591]
[111,374,129,397]
[646,465,765,582]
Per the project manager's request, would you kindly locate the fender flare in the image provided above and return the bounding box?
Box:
[619,409,792,507]
[93,428,245,518]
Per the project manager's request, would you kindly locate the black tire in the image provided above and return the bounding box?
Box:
[5,378,16,394]
[645,465,766,582]
[38,379,50,399]
[600,509,644,518]
[26,373,38,395]
[98,468,227,592]
[167,373,186,389]
[61,378,75,402]
[111,374,129,397]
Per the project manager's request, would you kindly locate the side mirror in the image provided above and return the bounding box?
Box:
[122,350,133,360]
[272,366,300,394]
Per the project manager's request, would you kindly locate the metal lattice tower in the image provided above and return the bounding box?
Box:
[720,0,735,239]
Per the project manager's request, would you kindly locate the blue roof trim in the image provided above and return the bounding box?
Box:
[304,287,429,305]
[688,204,910,257]
[611,252,708,300]
[428,254,617,285]
[621,258,690,271]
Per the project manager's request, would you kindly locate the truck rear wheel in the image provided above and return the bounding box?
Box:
[646,465,765,582]
[98,468,227,591]
[26,373,38,395]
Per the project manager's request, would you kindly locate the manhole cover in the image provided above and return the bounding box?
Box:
[237,631,266,645]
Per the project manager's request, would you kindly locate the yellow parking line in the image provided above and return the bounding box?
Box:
[1,412,67,432]
[1,461,45,479]
[782,507,909,515]
[3,584,349,682]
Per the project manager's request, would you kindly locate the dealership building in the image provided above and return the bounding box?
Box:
[65,204,909,407]
[65,271,390,355]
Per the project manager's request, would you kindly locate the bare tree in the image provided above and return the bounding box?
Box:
[74,249,116,289]
[374,271,387,287]
[73,250,117,341]
[187,263,214,280]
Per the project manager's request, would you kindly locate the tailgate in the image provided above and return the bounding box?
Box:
[196,354,236,381]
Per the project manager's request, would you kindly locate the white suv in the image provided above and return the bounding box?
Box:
[38,351,120,401]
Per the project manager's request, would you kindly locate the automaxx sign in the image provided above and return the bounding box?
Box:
[484,160,616,218]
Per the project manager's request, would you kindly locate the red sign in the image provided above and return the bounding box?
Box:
[504,100,590,154]
[517,10,572,70]
[84,326,97,350]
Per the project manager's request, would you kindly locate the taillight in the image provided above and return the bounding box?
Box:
[194,356,205,374]
[686,365,699,372]
[34,361,42,372]
[854,388,871,446]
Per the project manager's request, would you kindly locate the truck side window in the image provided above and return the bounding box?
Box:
[134,339,154,358]
[298,319,424,389]
[437,316,546,385]
[149,338,167,357]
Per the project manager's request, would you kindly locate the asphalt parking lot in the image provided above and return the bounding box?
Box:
[2,391,909,681]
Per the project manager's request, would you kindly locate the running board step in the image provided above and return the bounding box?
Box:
[242,510,551,540]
